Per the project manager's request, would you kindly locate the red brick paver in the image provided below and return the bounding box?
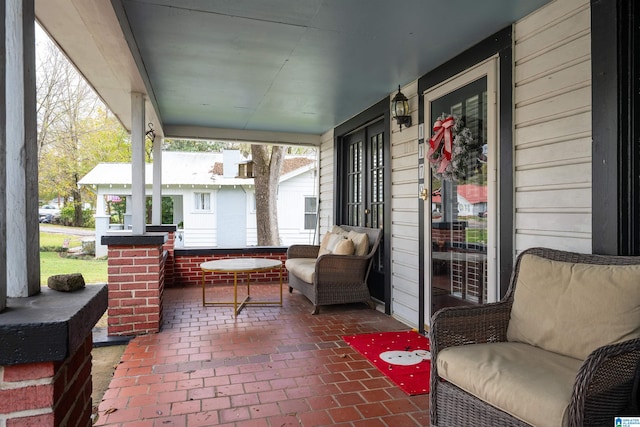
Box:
[94,285,429,426]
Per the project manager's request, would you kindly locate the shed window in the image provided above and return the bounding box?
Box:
[194,192,211,211]
[304,196,317,230]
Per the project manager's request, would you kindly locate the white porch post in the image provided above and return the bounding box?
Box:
[0,2,6,311]
[152,135,162,225]
[95,191,106,215]
[6,0,39,297]
[131,92,146,234]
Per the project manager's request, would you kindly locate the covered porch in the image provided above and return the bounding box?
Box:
[1,0,639,426]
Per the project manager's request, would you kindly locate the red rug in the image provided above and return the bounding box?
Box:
[342,330,430,395]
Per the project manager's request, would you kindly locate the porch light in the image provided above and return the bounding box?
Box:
[391,86,411,130]
[145,122,156,142]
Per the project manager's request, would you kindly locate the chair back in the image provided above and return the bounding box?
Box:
[505,247,640,302]
[339,225,382,258]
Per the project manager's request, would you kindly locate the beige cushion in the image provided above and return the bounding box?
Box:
[348,231,369,256]
[285,258,316,283]
[318,232,332,256]
[318,232,344,256]
[332,225,349,238]
[333,238,355,255]
[507,254,640,359]
[437,342,582,427]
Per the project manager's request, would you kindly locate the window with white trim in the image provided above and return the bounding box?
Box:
[194,192,211,211]
[304,196,317,230]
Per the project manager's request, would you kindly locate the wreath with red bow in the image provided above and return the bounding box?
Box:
[427,113,478,181]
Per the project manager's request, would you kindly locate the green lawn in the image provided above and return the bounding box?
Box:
[466,228,488,244]
[40,231,107,286]
[40,252,107,285]
[39,232,85,249]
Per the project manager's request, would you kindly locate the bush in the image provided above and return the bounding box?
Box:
[83,209,95,228]
[58,206,96,228]
[58,205,75,226]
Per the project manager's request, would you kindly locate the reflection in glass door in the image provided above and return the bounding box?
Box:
[428,76,491,314]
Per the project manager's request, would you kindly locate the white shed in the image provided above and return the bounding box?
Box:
[79,150,318,256]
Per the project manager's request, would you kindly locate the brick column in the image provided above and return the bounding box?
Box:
[1,336,93,426]
[147,225,176,287]
[0,285,107,427]
[102,233,167,336]
[163,231,175,286]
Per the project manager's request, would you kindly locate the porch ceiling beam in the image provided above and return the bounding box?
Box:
[163,125,322,147]
[34,0,163,136]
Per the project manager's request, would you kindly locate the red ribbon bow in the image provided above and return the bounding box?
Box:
[427,116,455,173]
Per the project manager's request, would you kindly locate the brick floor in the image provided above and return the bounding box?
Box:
[94,285,430,426]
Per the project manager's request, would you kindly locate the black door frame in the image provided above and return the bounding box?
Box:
[334,98,392,314]
[591,0,640,256]
[417,26,513,332]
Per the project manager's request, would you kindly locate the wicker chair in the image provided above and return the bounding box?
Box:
[430,247,640,427]
[285,225,382,314]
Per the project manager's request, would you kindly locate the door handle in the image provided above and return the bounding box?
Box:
[419,187,429,200]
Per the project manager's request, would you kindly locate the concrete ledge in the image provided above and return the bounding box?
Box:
[101,231,168,246]
[0,284,108,365]
[146,224,177,233]
[92,327,134,347]
[175,246,287,256]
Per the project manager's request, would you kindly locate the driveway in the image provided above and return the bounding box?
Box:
[39,224,94,237]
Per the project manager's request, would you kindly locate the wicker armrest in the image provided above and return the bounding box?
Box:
[287,244,320,259]
[569,338,640,427]
[429,301,513,355]
[315,254,369,285]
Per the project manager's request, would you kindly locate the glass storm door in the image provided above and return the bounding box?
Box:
[424,60,497,320]
[342,119,385,301]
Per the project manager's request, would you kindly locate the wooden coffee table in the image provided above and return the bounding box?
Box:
[200,258,283,316]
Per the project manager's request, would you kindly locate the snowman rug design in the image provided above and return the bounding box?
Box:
[380,349,431,365]
[342,330,431,395]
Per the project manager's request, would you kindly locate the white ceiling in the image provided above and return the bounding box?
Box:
[35,0,551,143]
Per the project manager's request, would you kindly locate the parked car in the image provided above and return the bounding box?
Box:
[39,205,61,223]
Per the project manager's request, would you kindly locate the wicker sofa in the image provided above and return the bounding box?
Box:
[285,225,382,314]
[430,247,640,427]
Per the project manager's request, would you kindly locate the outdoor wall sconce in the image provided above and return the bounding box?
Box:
[145,122,156,143]
[391,85,411,130]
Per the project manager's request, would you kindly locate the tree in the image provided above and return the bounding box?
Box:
[36,25,132,226]
[251,145,285,245]
[163,139,226,152]
[38,111,130,224]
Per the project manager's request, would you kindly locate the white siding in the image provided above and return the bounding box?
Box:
[245,169,318,246]
[513,0,592,253]
[246,189,257,246]
[390,81,420,328]
[318,129,335,236]
[277,170,319,246]
[182,188,217,247]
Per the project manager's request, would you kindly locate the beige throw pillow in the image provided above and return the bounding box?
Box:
[332,225,349,238]
[348,231,369,256]
[507,254,640,360]
[333,238,355,255]
[318,232,333,256]
[318,232,344,256]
